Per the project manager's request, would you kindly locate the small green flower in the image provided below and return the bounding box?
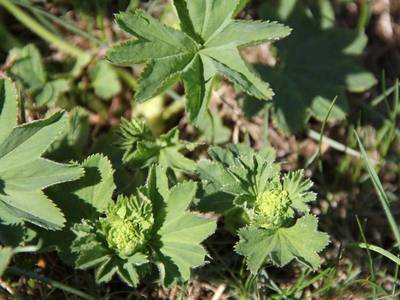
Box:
[103,218,144,257]
[100,196,153,258]
[254,186,292,230]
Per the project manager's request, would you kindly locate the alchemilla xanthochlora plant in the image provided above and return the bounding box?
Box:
[0,0,338,292]
[71,195,152,286]
[197,144,329,273]
[107,0,291,123]
[71,165,216,287]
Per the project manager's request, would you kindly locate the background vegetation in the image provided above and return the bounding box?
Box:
[0,0,400,299]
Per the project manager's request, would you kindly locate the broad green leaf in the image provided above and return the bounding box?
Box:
[115,10,197,50]
[108,1,290,122]
[136,54,194,102]
[154,165,170,201]
[164,181,197,219]
[159,181,216,284]
[159,213,215,282]
[0,191,67,230]
[0,112,66,169]
[251,0,376,134]
[49,154,115,221]
[0,247,13,276]
[182,55,205,120]
[236,215,329,273]
[39,154,115,263]
[283,170,316,213]
[201,48,273,99]
[183,0,239,41]
[0,78,83,229]
[1,158,85,191]
[206,20,292,48]
[159,147,196,173]
[70,155,116,213]
[107,40,183,65]
[89,61,121,100]
[197,159,241,195]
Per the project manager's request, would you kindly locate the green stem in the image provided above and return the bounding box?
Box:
[116,68,138,90]
[0,0,84,57]
[162,97,185,121]
[8,267,95,300]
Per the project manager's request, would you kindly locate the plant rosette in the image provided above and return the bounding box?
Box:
[72,165,216,287]
[197,144,329,273]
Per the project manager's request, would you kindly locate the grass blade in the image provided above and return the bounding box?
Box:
[357,243,400,265]
[355,130,400,246]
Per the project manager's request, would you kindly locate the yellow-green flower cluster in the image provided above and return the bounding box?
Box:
[104,218,146,257]
[101,196,153,258]
[254,187,292,230]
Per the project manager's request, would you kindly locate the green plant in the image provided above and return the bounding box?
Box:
[0,78,83,230]
[117,118,197,173]
[1,1,393,298]
[89,60,122,100]
[107,0,291,123]
[197,144,329,273]
[71,165,216,286]
[7,44,70,106]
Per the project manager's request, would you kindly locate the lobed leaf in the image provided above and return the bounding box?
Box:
[108,0,290,123]
[159,181,216,284]
[0,79,84,229]
[236,215,329,273]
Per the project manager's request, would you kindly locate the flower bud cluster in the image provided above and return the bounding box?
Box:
[253,186,292,230]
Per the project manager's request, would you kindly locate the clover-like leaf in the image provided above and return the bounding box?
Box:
[107,0,291,123]
[0,78,83,230]
[247,0,376,134]
[236,215,329,273]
